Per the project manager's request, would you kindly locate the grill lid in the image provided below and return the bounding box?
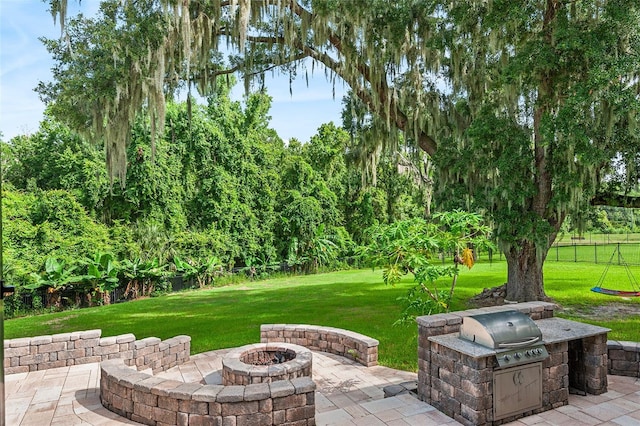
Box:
[459,310,542,349]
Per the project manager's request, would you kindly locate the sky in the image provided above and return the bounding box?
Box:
[0,0,346,143]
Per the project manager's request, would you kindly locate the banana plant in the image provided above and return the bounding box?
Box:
[78,252,120,305]
[306,224,339,272]
[173,256,199,285]
[173,256,223,287]
[198,256,223,287]
[26,257,82,308]
[242,255,278,280]
[285,237,309,273]
[121,257,166,299]
[121,257,144,300]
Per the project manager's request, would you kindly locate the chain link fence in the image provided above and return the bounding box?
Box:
[547,242,640,266]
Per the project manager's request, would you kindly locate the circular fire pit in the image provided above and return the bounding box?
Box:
[222,343,312,385]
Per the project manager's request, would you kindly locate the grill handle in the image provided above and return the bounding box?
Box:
[497,336,540,348]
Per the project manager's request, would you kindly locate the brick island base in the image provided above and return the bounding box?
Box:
[417,303,610,426]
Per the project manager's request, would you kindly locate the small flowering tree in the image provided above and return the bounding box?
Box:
[362,211,493,324]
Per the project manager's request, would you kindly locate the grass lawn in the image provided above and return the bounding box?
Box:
[451,261,640,342]
[5,261,640,372]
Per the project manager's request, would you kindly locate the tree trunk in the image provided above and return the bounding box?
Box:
[101,290,111,305]
[504,241,548,302]
[501,0,561,304]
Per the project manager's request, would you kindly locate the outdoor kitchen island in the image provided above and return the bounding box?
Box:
[417,305,610,426]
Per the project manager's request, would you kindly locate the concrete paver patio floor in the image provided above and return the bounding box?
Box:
[5,349,640,425]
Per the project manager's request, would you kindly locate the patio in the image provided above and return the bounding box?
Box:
[5,348,640,425]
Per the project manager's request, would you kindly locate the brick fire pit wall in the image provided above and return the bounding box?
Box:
[222,343,313,385]
[260,324,379,367]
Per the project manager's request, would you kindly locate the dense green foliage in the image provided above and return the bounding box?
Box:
[562,206,640,237]
[361,212,493,322]
[40,0,640,303]
[2,82,427,316]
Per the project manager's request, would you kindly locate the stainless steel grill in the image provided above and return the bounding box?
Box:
[459,310,549,367]
[459,310,549,421]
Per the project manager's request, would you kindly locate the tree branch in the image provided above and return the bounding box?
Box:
[397,152,433,186]
[283,0,438,155]
[591,192,640,208]
[216,0,440,155]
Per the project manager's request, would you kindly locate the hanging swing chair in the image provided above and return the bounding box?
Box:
[591,245,640,297]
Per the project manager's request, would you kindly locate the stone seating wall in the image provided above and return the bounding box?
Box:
[607,340,640,378]
[3,329,190,375]
[260,324,379,367]
[100,359,316,426]
[6,325,382,425]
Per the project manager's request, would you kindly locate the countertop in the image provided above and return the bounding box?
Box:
[428,317,610,359]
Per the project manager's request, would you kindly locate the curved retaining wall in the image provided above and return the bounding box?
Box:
[3,330,190,375]
[260,324,379,367]
[100,359,316,426]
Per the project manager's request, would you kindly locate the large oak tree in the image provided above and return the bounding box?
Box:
[43,0,640,301]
